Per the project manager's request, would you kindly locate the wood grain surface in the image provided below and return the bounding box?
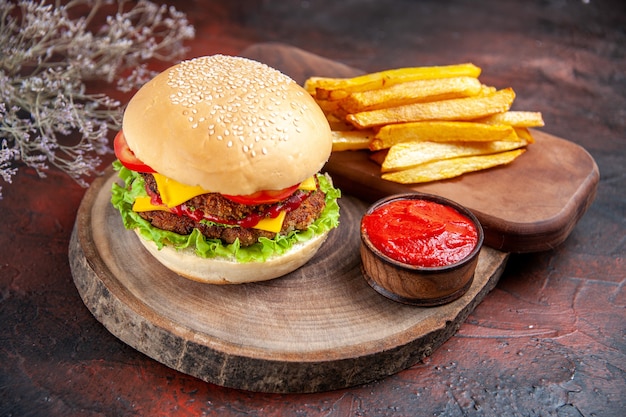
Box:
[240,43,599,254]
[69,171,508,392]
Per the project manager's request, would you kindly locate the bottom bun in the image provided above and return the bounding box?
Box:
[134,229,330,284]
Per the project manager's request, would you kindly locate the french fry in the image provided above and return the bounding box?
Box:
[381,138,528,172]
[306,63,482,101]
[315,98,343,115]
[474,111,545,127]
[315,99,349,124]
[478,85,497,96]
[370,121,518,151]
[331,130,375,151]
[338,76,483,114]
[346,88,516,129]
[381,149,526,184]
[305,62,543,185]
[514,127,536,144]
[326,117,355,131]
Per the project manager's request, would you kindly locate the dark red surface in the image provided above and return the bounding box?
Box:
[1,1,625,415]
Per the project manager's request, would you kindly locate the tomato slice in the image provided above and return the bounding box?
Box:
[113,131,156,173]
[223,184,300,205]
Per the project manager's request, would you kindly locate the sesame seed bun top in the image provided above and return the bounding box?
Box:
[122,55,332,195]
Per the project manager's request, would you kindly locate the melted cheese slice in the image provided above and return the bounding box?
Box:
[132,196,169,213]
[132,175,316,233]
[299,176,317,191]
[253,210,286,233]
[152,173,208,208]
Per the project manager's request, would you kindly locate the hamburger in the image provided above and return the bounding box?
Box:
[111,55,340,284]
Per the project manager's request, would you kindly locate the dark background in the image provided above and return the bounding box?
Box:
[2,1,625,416]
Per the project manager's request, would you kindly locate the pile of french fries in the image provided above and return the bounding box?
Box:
[305,64,544,184]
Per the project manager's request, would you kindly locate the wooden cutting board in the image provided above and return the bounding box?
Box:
[70,170,508,393]
[240,43,599,253]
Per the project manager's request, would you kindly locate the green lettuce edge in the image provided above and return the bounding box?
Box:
[110,160,341,263]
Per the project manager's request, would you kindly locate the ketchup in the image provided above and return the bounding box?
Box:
[361,198,478,267]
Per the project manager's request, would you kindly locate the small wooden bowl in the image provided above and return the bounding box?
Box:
[360,193,484,307]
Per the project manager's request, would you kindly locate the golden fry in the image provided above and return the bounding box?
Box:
[308,63,542,185]
[477,85,497,96]
[338,76,483,113]
[370,121,518,150]
[315,98,343,114]
[381,149,526,184]
[381,139,528,172]
[306,63,482,100]
[327,118,355,131]
[331,130,375,151]
[475,111,544,127]
[347,88,516,129]
[514,127,536,144]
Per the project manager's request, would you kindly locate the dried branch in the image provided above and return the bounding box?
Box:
[0,0,195,197]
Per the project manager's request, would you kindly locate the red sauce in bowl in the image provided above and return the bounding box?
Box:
[361,198,479,268]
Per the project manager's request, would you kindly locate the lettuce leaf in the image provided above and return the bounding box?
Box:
[110,161,341,263]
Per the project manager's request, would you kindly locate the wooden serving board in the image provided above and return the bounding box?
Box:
[70,171,508,393]
[240,43,600,253]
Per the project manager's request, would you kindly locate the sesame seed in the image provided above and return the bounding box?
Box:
[164,55,303,153]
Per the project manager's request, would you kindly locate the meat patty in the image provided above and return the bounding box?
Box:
[137,174,327,246]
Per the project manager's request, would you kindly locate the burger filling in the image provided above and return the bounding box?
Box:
[111,161,341,263]
[138,173,327,247]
